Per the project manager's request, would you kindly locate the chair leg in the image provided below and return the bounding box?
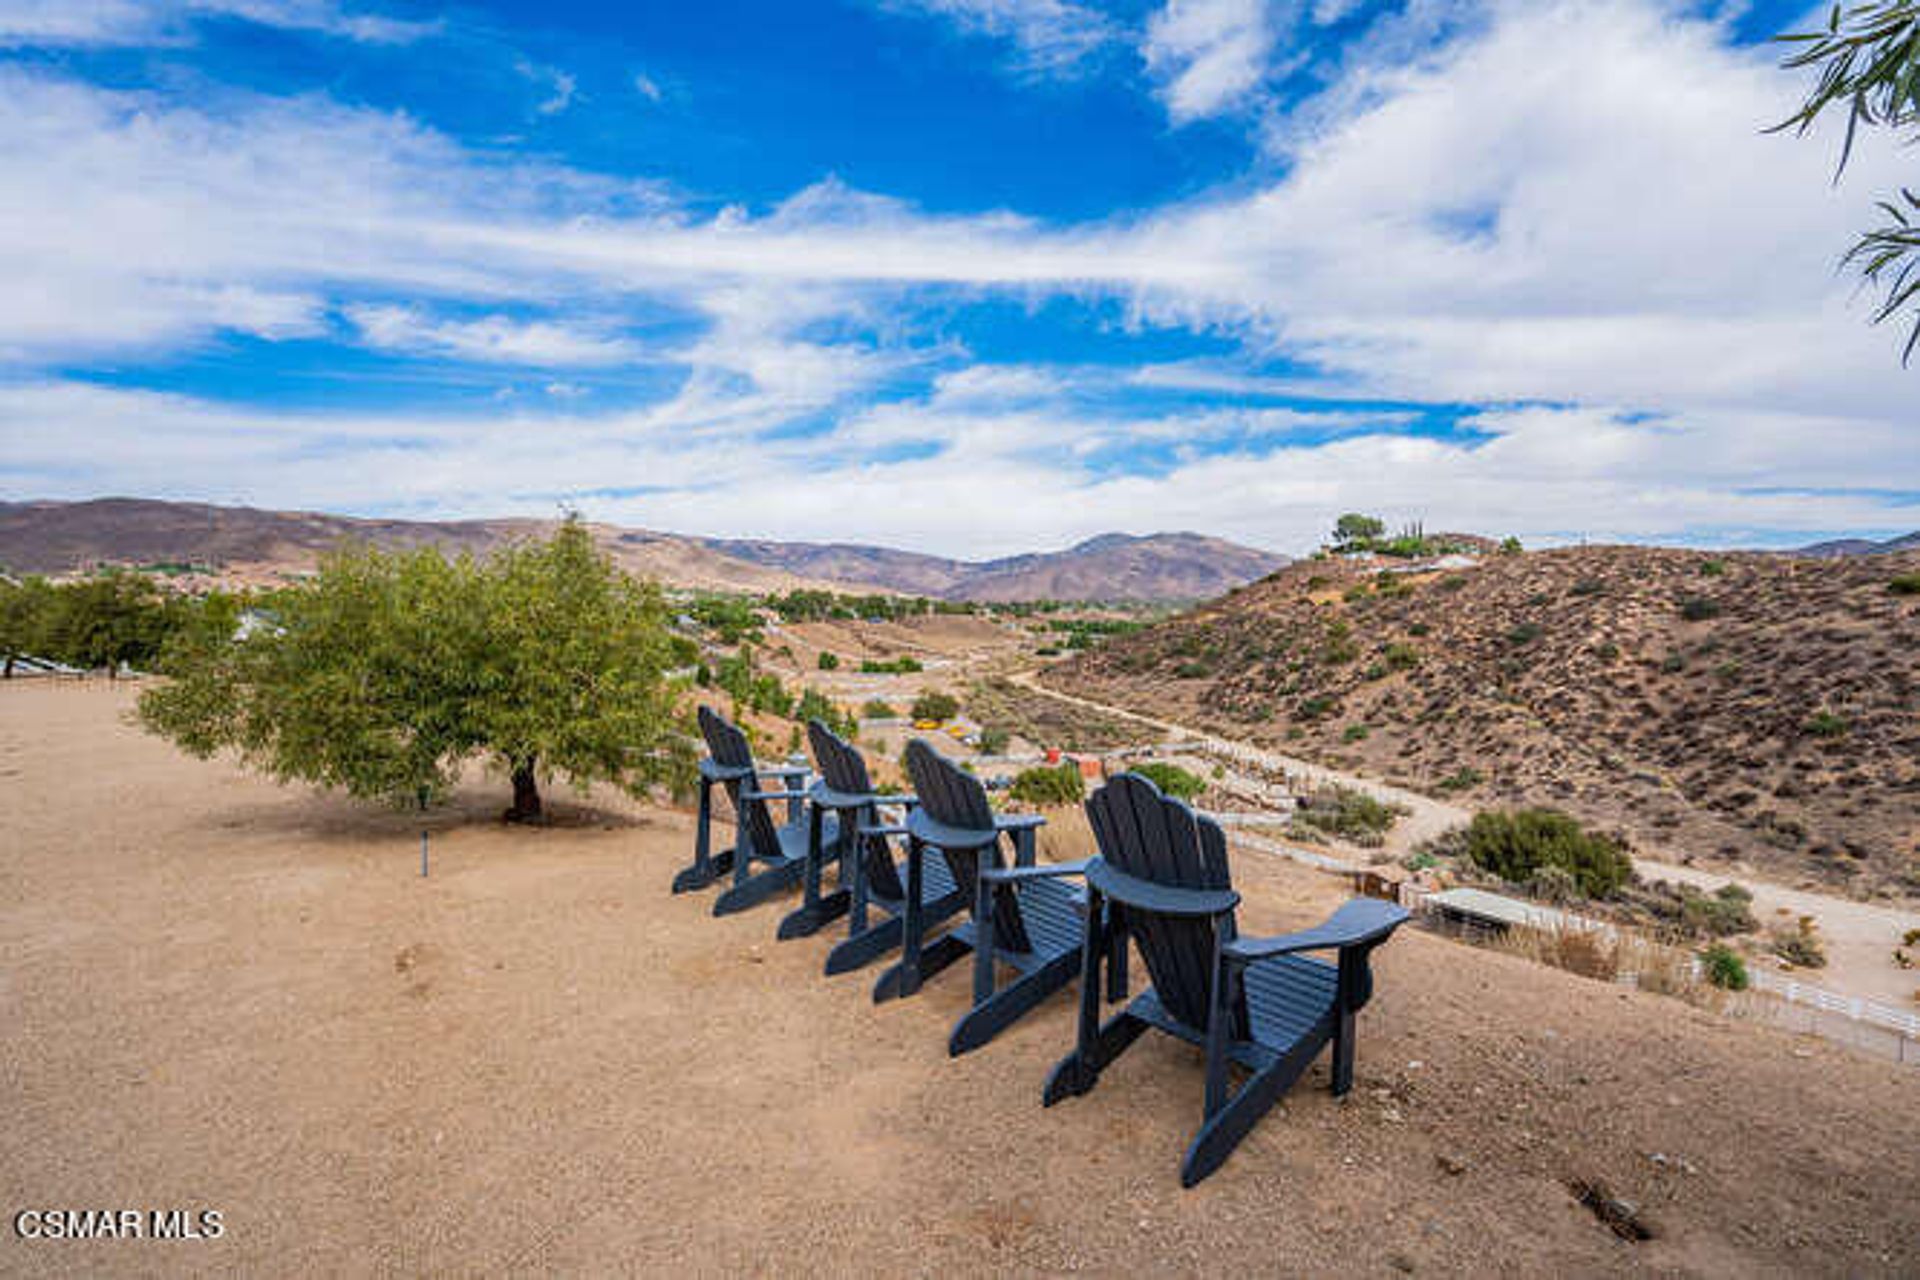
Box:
[948,945,1080,1056]
[1043,1008,1151,1104]
[826,910,902,975]
[1104,903,1129,1004]
[712,857,804,916]
[778,808,850,939]
[672,778,733,893]
[872,933,969,1003]
[1179,1029,1327,1188]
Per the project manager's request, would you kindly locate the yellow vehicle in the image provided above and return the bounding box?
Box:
[946,725,968,740]
[913,719,941,730]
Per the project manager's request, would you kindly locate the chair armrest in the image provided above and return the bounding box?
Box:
[871,794,918,808]
[982,858,1092,884]
[757,762,810,779]
[992,813,1047,832]
[1223,899,1409,965]
[742,788,809,802]
[1087,859,1239,918]
[857,823,908,838]
[699,759,754,782]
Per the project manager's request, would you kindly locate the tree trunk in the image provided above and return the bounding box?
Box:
[506,757,543,823]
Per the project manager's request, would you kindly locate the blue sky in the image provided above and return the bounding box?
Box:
[0,0,1914,556]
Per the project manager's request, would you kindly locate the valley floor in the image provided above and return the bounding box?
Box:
[2,682,1917,1276]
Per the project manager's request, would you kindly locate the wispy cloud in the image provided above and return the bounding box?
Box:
[0,0,440,47]
[1143,0,1280,123]
[874,0,1117,72]
[343,305,640,366]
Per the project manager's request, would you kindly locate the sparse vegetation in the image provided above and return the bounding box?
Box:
[860,699,898,720]
[1892,573,1920,595]
[910,690,959,723]
[1456,808,1632,899]
[1008,762,1085,806]
[1678,596,1723,621]
[1803,710,1849,738]
[1771,916,1829,969]
[816,650,840,670]
[860,655,923,674]
[1129,760,1206,801]
[1701,943,1749,991]
[1436,767,1483,793]
[1290,785,1407,848]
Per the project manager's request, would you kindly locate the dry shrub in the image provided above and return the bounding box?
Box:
[1035,804,1099,865]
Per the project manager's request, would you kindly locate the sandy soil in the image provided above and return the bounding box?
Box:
[2,682,1917,1276]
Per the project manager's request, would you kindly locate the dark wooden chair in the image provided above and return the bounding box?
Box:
[873,739,1089,1056]
[1044,772,1408,1186]
[814,726,970,976]
[775,719,924,942]
[671,705,833,917]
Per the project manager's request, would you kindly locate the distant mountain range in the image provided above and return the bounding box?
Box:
[1784,531,1920,559]
[0,499,1288,603]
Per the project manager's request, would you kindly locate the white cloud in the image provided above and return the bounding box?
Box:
[0,1,1916,554]
[633,72,663,103]
[0,0,437,46]
[343,305,639,366]
[876,0,1117,72]
[1143,0,1280,123]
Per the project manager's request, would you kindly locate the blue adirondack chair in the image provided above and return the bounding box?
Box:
[1044,772,1408,1186]
[792,722,975,973]
[873,740,1090,1056]
[671,705,834,917]
[775,719,921,941]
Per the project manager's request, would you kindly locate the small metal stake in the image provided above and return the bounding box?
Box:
[420,830,429,878]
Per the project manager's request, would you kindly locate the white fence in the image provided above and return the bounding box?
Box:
[1397,881,1919,1068]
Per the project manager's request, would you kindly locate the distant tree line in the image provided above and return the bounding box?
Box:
[0,572,239,677]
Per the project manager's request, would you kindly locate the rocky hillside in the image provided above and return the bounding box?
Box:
[700,530,1287,603]
[0,499,1286,603]
[1046,546,1920,897]
[0,499,862,595]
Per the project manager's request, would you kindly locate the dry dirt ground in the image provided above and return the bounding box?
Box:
[2,682,1917,1276]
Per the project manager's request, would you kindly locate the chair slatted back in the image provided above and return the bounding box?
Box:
[809,719,903,900]
[904,739,1030,952]
[807,719,873,796]
[698,705,784,862]
[1085,773,1244,1035]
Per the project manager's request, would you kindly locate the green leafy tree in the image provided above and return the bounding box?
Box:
[1776,3,1920,360]
[1332,513,1386,548]
[0,577,56,676]
[138,521,683,821]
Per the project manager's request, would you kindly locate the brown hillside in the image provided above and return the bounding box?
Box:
[1046,546,1920,897]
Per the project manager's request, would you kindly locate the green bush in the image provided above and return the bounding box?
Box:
[794,687,856,739]
[1569,578,1608,597]
[910,690,959,722]
[1803,710,1848,738]
[1436,767,1483,792]
[860,699,897,720]
[1891,573,1920,596]
[1459,808,1632,898]
[1382,642,1421,671]
[1342,723,1370,743]
[1678,596,1722,621]
[1498,536,1523,555]
[1291,786,1406,847]
[1506,621,1543,647]
[1701,943,1748,991]
[1130,760,1206,801]
[1009,762,1085,806]
[816,650,840,670]
[977,726,1010,755]
[1697,558,1728,577]
[860,656,923,674]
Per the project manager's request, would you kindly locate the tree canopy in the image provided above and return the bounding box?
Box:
[137,520,685,820]
[1777,2,1920,361]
